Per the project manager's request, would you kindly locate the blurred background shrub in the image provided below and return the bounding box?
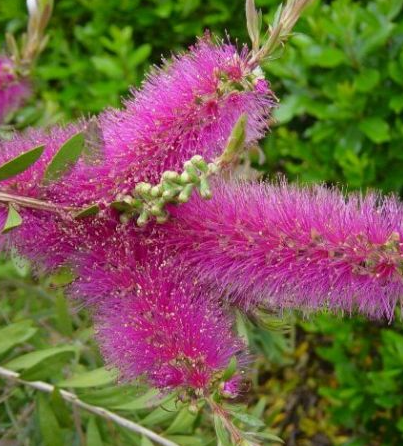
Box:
[1,0,403,445]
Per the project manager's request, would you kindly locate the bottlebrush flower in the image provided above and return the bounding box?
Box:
[0,123,117,268]
[100,37,275,195]
[0,56,30,122]
[159,179,403,320]
[92,254,244,393]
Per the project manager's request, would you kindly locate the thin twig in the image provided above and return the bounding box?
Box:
[0,192,76,214]
[0,366,180,446]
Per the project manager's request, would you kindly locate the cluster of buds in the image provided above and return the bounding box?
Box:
[112,113,248,227]
[113,155,219,226]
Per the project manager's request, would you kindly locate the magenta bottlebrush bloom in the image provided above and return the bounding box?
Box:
[0,123,118,268]
[100,37,275,194]
[0,56,30,122]
[158,180,403,319]
[92,257,244,392]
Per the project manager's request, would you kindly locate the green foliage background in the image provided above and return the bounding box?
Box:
[1,0,403,445]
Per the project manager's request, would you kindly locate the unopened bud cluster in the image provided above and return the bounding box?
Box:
[113,155,219,226]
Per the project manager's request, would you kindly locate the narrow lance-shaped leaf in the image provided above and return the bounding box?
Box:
[36,394,64,446]
[2,204,23,234]
[0,145,44,181]
[218,114,247,166]
[222,356,238,381]
[74,204,100,219]
[43,132,84,183]
[246,0,261,53]
[87,417,104,446]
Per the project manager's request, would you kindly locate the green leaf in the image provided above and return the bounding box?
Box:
[166,436,209,446]
[303,45,345,68]
[43,132,84,183]
[222,356,237,381]
[165,407,197,434]
[50,388,72,428]
[130,44,152,67]
[389,95,403,114]
[219,114,247,164]
[58,367,117,388]
[54,293,74,337]
[359,117,390,144]
[73,204,100,219]
[110,388,161,411]
[5,345,76,371]
[213,413,231,446]
[230,411,265,428]
[355,69,380,92]
[141,395,177,426]
[141,436,154,446]
[0,145,44,181]
[1,205,23,234]
[245,431,284,443]
[78,385,148,408]
[87,417,104,446]
[0,320,37,355]
[37,394,64,446]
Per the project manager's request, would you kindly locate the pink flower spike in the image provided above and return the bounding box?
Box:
[159,179,403,320]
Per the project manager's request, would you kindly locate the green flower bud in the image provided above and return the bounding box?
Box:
[156,212,169,224]
[178,184,194,203]
[162,170,180,182]
[180,171,192,184]
[150,184,163,198]
[137,211,149,227]
[191,155,208,173]
[150,200,165,216]
[135,182,152,196]
[162,187,178,200]
[119,213,131,224]
[199,177,212,199]
[208,162,219,174]
[183,161,200,182]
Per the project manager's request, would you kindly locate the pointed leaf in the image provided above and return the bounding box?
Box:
[5,345,76,371]
[0,145,44,181]
[219,114,247,165]
[0,320,37,355]
[165,407,197,434]
[58,367,117,388]
[2,205,23,234]
[74,204,100,219]
[43,132,84,183]
[213,414,231,446]
[87,417,104,446]
[222,356,238,381]
[141,436,154,446]
[37,394,64,446]
[230,411,265,428]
